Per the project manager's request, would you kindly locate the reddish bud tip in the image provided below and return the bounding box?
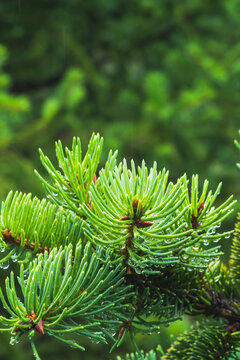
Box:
[138,221,154,228]
[119,216,130,221]
[35,320,45,335]
[117,326,126,341]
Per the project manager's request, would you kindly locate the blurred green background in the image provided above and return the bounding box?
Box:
[1,0,240,359]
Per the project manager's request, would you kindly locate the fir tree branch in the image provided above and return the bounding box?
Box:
[162,323,240,360]
[0,191,83,263]
[230,212,240,281]
[0,243,134,354]
[116,345,164,360]
[82,159,234,274]
[0,132,239,358]
[35,133,118,214]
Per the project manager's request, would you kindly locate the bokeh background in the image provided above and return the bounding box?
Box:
[1,0,240,359]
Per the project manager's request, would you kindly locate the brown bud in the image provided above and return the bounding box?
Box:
[117,326,126,340]
[119,216,130,221]
[138,221,154,228]
[13,326,21,332]
[199,201,205,211]
[35,320,45,335]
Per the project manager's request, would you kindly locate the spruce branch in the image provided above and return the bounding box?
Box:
[116,345,164,360]
[82,160,234,274]
[0,191,83,264]
[230,213,240,282]
[162,323,240,359]
[0,243,134,355]
[35,133,118,214]
[0,132,239,359]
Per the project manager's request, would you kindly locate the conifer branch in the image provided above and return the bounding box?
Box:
[230,213,240,281]
[116,345,164,360]
[162,323,240,359]
[82,161,234,274]
[35,133,118,214]
[0,133,238,359]
[0,191,83,263]
[0,243,134,355]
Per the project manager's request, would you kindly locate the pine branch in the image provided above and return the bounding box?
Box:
[33,134,235,275]
[82,160,234,274]
[230,212,240,281]
[35,133,117,214]
[162,323,240,359]
[185,259,240,335]
[0,132,239,358]
[0,191,83,264]
[116,345,164,360]
[0,243,134,354]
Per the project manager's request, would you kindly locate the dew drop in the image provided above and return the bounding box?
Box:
[134,266,143,274]
[0,260,9,270]
[90,338,100,344]
[0,246,6,253]
[10,336,19,345]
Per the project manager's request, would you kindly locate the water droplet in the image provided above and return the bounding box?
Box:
[160,264,167,269]
[90,338,100,344]
[10,336,19,345]
[134,266,143,274]
[0,260,9,270]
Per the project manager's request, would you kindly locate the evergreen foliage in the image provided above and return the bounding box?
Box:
[230,213,240,280]
[162,324,240,360]
[0,243,133,358]
[0,191,83,262]
[35,134,107,213]
[0,133,240,359]
[116,345,163,360]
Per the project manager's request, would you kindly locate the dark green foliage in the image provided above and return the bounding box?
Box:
[2,1,240,359]
[0,133,239,359]
[230,213,240,282]
[1,1,240,207]
[162,324,240,360]
[0,45,30,137]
